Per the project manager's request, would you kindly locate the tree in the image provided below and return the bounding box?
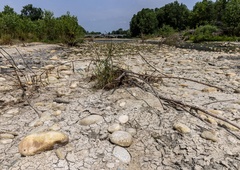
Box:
[56,12,85,45]
[223,0,240,35]
[2,5,16,15]
[130,8,158,37]
[214,0,228,24]
[160,1,190,30]
[191,0,215,27]
[21,4,43,21]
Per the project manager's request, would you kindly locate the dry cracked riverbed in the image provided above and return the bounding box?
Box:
[0,42,240,170]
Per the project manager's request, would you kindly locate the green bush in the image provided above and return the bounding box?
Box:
[0,34,12,45]
[191,25,218,43]
[0,6,85,45]
[158,24,175,37]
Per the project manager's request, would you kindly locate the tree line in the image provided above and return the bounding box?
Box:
[0,4,85,45]
[130,0,240,38]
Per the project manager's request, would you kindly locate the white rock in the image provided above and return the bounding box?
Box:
[0,133,15,139]
[70,81,79,89]
[6,108,19,115]
[106,163,115,168]
[110,131,133,147]
[173,123,191,133]
[108,123,121,133]
[113,146,131,163]
[126,128,137,136]
[79,115,104,126]
[119,102,126,107]
[0,139,13,144]
[118,115,129,124]
[17,65,25,70]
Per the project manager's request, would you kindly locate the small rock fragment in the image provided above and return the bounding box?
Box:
[201,131,218,142]
[173,123,191,133]
[79,115,104,126]
[108,123,121,133]
[126,128,137,136]
[18,131,69,156]
[70,81,79,89]
[110,131,133,147]
[0,133,15,139]
[119,102,126,107]
[118,115,129,124]
[113,146,131,163]
[218,122,239,131]
[55,148,65,160]
[201,87,217,93]
[0,139,13,144]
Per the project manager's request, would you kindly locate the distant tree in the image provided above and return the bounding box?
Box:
[21,4,43,21]
[214,0,228,25]
[160,1,190,30]
[223,0,240,35]
[2,5,16,15]
[56,12,85,45]
[190,0,215,27]
[130,8,158,37]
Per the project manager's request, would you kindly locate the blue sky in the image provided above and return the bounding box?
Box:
[0,0,200,33]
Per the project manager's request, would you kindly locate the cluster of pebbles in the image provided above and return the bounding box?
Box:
[0,42,240,169]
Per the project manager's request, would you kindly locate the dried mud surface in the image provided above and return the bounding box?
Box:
[0,42,240,170]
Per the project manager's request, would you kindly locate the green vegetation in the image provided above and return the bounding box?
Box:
[0,4,85,45]
[130,0,240,42]
[93,44,122,89]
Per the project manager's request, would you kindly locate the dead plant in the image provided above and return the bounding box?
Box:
[90,44,240,137]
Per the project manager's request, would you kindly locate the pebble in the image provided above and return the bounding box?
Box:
[52,110,62,116]
[0,139,13,144]
[110,131,133,147]
[48,76,59,83]
[173,123,191,133]
[49,124,61,131]
[50,55,59,60]
[108,123,122,133]
[55,148,66,160]
[106,163,115,168]
[5,108,19,115]
[201,87,218,93]
[218,122,239,131]
[126,128,137,136]
[113,146,131,163]
[18,131,69,156]
[119,102,126,107]
[79,115,104,126]
[0,133,15,139]
[118,115,129,124]
[70,81,79,89]
[44,64,55,70]
[17,65,26,70]
[200,131,218,142]
[204,117,218,125]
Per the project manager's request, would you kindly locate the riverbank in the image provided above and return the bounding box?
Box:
[0,42,239,169]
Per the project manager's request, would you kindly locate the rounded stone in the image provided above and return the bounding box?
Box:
[119,102,126,107]
[110,131,133,147]
[113,146,131,163]
[18,131,69,156]
[0,139,13,144]
[173,123,191,133]
[201,131,218,142]
[118,115,129,124]
[126,128,137,136]
[79,115,104,126]
[108,123,121,133]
